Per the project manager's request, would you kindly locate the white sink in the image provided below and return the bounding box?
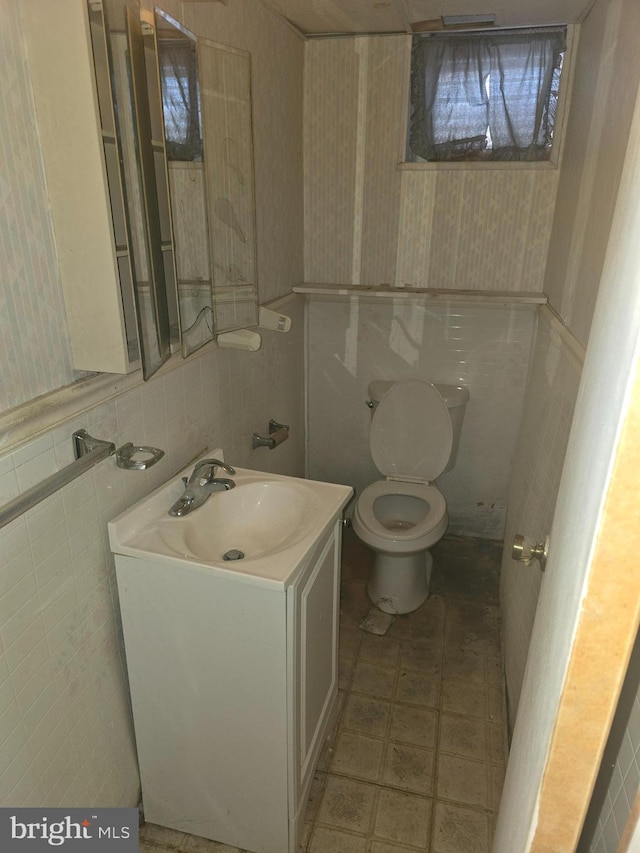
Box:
[108,450,353,587]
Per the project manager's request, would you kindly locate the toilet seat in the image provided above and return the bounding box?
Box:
[354,479,448,552]
[370,379,453,482]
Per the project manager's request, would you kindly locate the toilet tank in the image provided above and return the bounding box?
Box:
[368,380,469,474]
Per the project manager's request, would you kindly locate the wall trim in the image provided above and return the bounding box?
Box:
[294,283,547,304]
[539,302,587,372]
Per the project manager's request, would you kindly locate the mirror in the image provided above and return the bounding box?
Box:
[199,37,259,333]
[153,9,259,355]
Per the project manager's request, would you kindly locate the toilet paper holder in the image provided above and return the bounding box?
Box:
[252,419,289,450]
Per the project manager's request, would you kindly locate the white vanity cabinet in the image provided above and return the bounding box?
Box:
[113,513,346,853]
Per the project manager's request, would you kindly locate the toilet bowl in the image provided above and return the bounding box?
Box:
[352,378,469,614]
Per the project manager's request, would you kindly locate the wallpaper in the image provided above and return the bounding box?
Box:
[304,35,560,292]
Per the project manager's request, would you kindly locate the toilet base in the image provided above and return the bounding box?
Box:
[367,550,433,615]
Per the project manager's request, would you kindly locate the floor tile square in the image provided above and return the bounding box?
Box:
[370,843,418,853]
[339,655,356,689]
[331,730,384,781]
[488,721,507,765]
[178,835,241,852]
[488,686,506,725]
[351,662,396,699]
[487,655,503,687]
[432,801,489,853]
[141,824,187,848]
[382,741,435,795]
[373,789,432,848]
[389,597,446,644]
[342,694,391,738]
[399,641,443,677]
[340,628,363,661]
[441,679,487,718]
[388,704,437,749]
[308,827,367,852]
[396,669,439,707]
[436,754,488,808]
[303,773,327,823]
[489,763,506,812]
[317,775,377,833]
[442,645,486,683]
[439,714,487,761]
[359,634,401,667]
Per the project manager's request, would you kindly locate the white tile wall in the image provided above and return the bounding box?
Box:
[306,297,536,539]
[0,306,306,807]
[303,35,560,292]
[499,309,583,723]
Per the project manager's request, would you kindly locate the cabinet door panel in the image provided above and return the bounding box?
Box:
[298,532,340,780]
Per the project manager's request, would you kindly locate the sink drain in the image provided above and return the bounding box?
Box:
[223,549,245,561]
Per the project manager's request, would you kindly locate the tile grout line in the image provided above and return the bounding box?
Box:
[427,598,448,853]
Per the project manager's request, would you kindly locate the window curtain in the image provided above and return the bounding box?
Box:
[409,29,566,162]
[158,39,203,162]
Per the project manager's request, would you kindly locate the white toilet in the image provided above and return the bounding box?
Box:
[352,378,469,615]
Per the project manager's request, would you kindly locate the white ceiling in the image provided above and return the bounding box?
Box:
[254,0,594,35]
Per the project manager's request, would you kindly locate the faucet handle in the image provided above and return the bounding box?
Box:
[206,458,236,475]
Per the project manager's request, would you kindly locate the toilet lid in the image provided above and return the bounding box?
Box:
[370,379,453,482]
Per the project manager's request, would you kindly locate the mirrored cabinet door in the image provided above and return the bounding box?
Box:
[200,38,259,334]
[93,0,176,379]
[153,8,259,351]
[152,10,214,356]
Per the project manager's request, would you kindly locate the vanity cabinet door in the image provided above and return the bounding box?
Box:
[288,521,342,840]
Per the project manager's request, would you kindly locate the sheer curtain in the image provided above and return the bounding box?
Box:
[409,28,566,162]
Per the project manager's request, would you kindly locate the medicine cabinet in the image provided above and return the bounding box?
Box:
[153,9,259,356]
[21,0,258,378]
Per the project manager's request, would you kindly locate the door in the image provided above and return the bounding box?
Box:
[493,83,640,850]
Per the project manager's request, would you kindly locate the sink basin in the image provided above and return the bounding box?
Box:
[160,478,318,563]
[108,450,353,587]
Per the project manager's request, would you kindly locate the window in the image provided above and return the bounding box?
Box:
[158,38,203,162]
[408,28,566,163]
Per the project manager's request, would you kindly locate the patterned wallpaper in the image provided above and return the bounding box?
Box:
[0,0,85,412]
[304,36,560,292]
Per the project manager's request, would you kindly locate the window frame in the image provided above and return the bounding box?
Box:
[398,24,577,172]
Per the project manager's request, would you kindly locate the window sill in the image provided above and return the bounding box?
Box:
[398,159,559,172]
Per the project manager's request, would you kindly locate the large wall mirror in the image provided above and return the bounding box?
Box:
[153,8,259,356]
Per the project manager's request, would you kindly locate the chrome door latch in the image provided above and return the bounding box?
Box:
[512,534,550,572]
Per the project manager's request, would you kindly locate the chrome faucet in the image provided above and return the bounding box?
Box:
[168,458,236,517]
